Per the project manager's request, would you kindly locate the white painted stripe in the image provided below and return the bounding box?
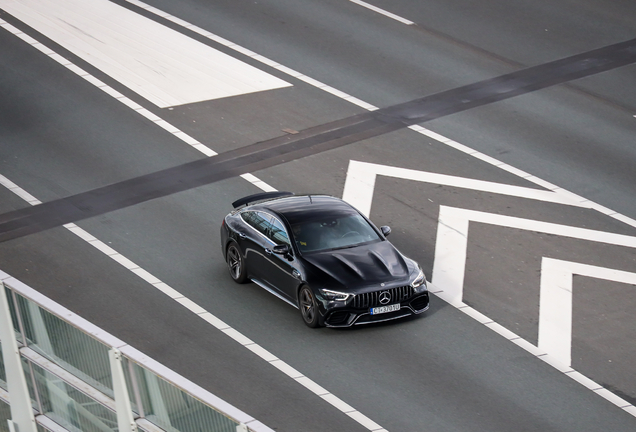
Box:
[152,282,184,300]
[426,206,636,413]
[596,388,634,408]
[244,344,278,363]
[0,0,291,108]
[432,206,636,305]
[348,0,415,25]
[538,354,575,374]
[198,312,230,330]
[484,321,520,340]
[0,18,275,193]
[113,0,636,237]
[5,1,636,420]
[222,328,255,346]
[0,173,391,431]
[341,160,586,217]
[565,370,603,391]
[109,253,139,270]
[538,258,636,366]
[458,305,493,324]
[296,376,329,395]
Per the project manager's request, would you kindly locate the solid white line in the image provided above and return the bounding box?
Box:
[428,207,636,414]
[5,1,636,421]
[1,271,273,432]
[429,275,636,414]
[0,173,390,431]
[1,17,387,429]
[348,0,415,25]
[115,0,636,231]
[0,18,280,193]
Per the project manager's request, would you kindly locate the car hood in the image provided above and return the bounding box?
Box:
[302,241,412,290]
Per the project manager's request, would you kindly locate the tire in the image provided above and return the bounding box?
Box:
[226,241,248,284]
[299,286,321,328]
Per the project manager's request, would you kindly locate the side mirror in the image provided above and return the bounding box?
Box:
[380,226,391,237]
[272,244,291,255]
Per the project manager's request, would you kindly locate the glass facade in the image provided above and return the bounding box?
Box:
[0,280,252,432]
[15,292,114,398]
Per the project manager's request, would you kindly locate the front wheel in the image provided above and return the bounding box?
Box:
[226,241,248,284]
[299,286,321,328]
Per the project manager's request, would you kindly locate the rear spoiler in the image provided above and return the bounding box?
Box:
[232,191,294,209]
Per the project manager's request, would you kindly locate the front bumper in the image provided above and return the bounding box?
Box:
[322,292,430,328]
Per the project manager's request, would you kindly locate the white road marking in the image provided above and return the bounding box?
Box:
[429,206,636,412]
[123,0,380,112]
[3,0,636,421]
[116,0,636,232]
[539,258,636,366]
[0,0,290,108]
[432,206,636,304]
[0,270,273,432]
[342,160,587,217]
[341,158,636,415]
[348,0,415,25]
[0,170,391,431]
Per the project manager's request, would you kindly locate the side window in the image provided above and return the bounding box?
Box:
[269,217,291,246]
[240,211,271,237]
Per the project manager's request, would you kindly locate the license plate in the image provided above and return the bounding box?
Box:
[370,303,400,315]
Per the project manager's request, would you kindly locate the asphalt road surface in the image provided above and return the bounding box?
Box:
[1,1,635,431]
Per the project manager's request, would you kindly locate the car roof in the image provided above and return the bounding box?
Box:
[250,195,359,225]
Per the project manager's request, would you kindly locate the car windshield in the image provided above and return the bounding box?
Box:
[291,213,382,253]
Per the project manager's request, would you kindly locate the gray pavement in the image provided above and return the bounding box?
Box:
[1,1,635,431]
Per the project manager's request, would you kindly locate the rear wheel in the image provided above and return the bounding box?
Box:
[299,286,320,328]
[226,241,247,284]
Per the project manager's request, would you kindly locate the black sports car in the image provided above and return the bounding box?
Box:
[220,192,429,327]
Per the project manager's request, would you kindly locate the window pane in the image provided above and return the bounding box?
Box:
[30,362,118,432]
[292,214,381,253]
[240,211,271,236]
[14,293,113,398]
[269,218,290,245]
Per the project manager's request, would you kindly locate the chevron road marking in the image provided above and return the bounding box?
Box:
[342,160,636,415]
[342,160,586,217]
[539,258,636,366]
[432,206,636,305]
[4,2,636,420]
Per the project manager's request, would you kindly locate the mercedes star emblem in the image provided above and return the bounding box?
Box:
[379,290,391,305]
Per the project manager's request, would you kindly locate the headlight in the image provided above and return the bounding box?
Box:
[320,289,350,301]
[410,269,427,292]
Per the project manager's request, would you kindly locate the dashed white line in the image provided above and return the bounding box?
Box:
[0,172,388,432]
[117,1,636,231]
[4,0,636,423]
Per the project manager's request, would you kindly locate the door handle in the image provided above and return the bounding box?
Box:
[265,248,272,255]
[238,233,246,239]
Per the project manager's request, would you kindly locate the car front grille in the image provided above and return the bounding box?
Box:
[352,285,414,309]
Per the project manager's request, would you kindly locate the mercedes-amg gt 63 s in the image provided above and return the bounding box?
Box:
[220,192,429,328]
